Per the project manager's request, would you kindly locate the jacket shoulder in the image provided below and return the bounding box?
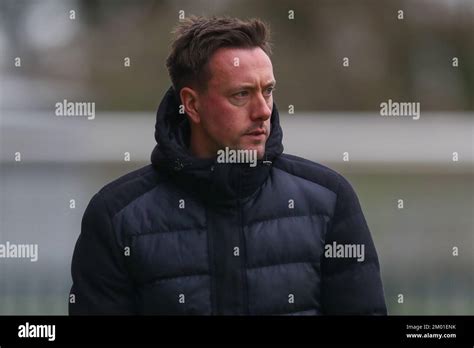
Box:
[274,153,363,221]
[93,164,161,217]
[273,153,348,195]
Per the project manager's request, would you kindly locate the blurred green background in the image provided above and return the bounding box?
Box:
[1,0,473,111]
[0,0,473,315]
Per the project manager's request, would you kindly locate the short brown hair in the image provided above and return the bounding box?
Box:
[166,16,272,96]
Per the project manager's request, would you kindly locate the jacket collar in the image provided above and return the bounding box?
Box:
[150,86,284,201]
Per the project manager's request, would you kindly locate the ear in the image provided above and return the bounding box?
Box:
[180,87,201,124]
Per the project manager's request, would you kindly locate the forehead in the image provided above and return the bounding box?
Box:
[206,47,274,87]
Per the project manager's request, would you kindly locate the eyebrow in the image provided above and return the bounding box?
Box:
[230,80,277,91]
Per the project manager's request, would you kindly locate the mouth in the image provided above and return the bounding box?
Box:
[244,129,267,141]
[245,129,266,136]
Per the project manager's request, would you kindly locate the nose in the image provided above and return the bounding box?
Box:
[250,92,272,122]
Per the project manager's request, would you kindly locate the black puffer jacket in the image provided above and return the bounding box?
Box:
[69,87,387,315]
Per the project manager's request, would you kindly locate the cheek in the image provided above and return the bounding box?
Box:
[203,98,245,138]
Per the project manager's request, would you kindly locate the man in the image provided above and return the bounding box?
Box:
[69,16,387,315]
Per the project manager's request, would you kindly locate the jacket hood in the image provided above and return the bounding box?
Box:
[150,86,284,201]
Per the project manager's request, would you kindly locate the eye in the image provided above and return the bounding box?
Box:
[264,86,275,97]
[234,91,249,98]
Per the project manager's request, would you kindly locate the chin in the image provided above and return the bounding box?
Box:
[255,145,266,160]
[235,141,266,159]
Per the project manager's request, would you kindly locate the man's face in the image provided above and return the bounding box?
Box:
[195,47,275,159]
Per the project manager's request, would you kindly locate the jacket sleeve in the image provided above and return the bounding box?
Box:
[69,193,137,315]
[321,175,387,315]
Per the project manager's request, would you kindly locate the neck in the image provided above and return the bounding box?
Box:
[189,125,218,159]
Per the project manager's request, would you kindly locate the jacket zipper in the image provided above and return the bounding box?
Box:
[238,169,250,315]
